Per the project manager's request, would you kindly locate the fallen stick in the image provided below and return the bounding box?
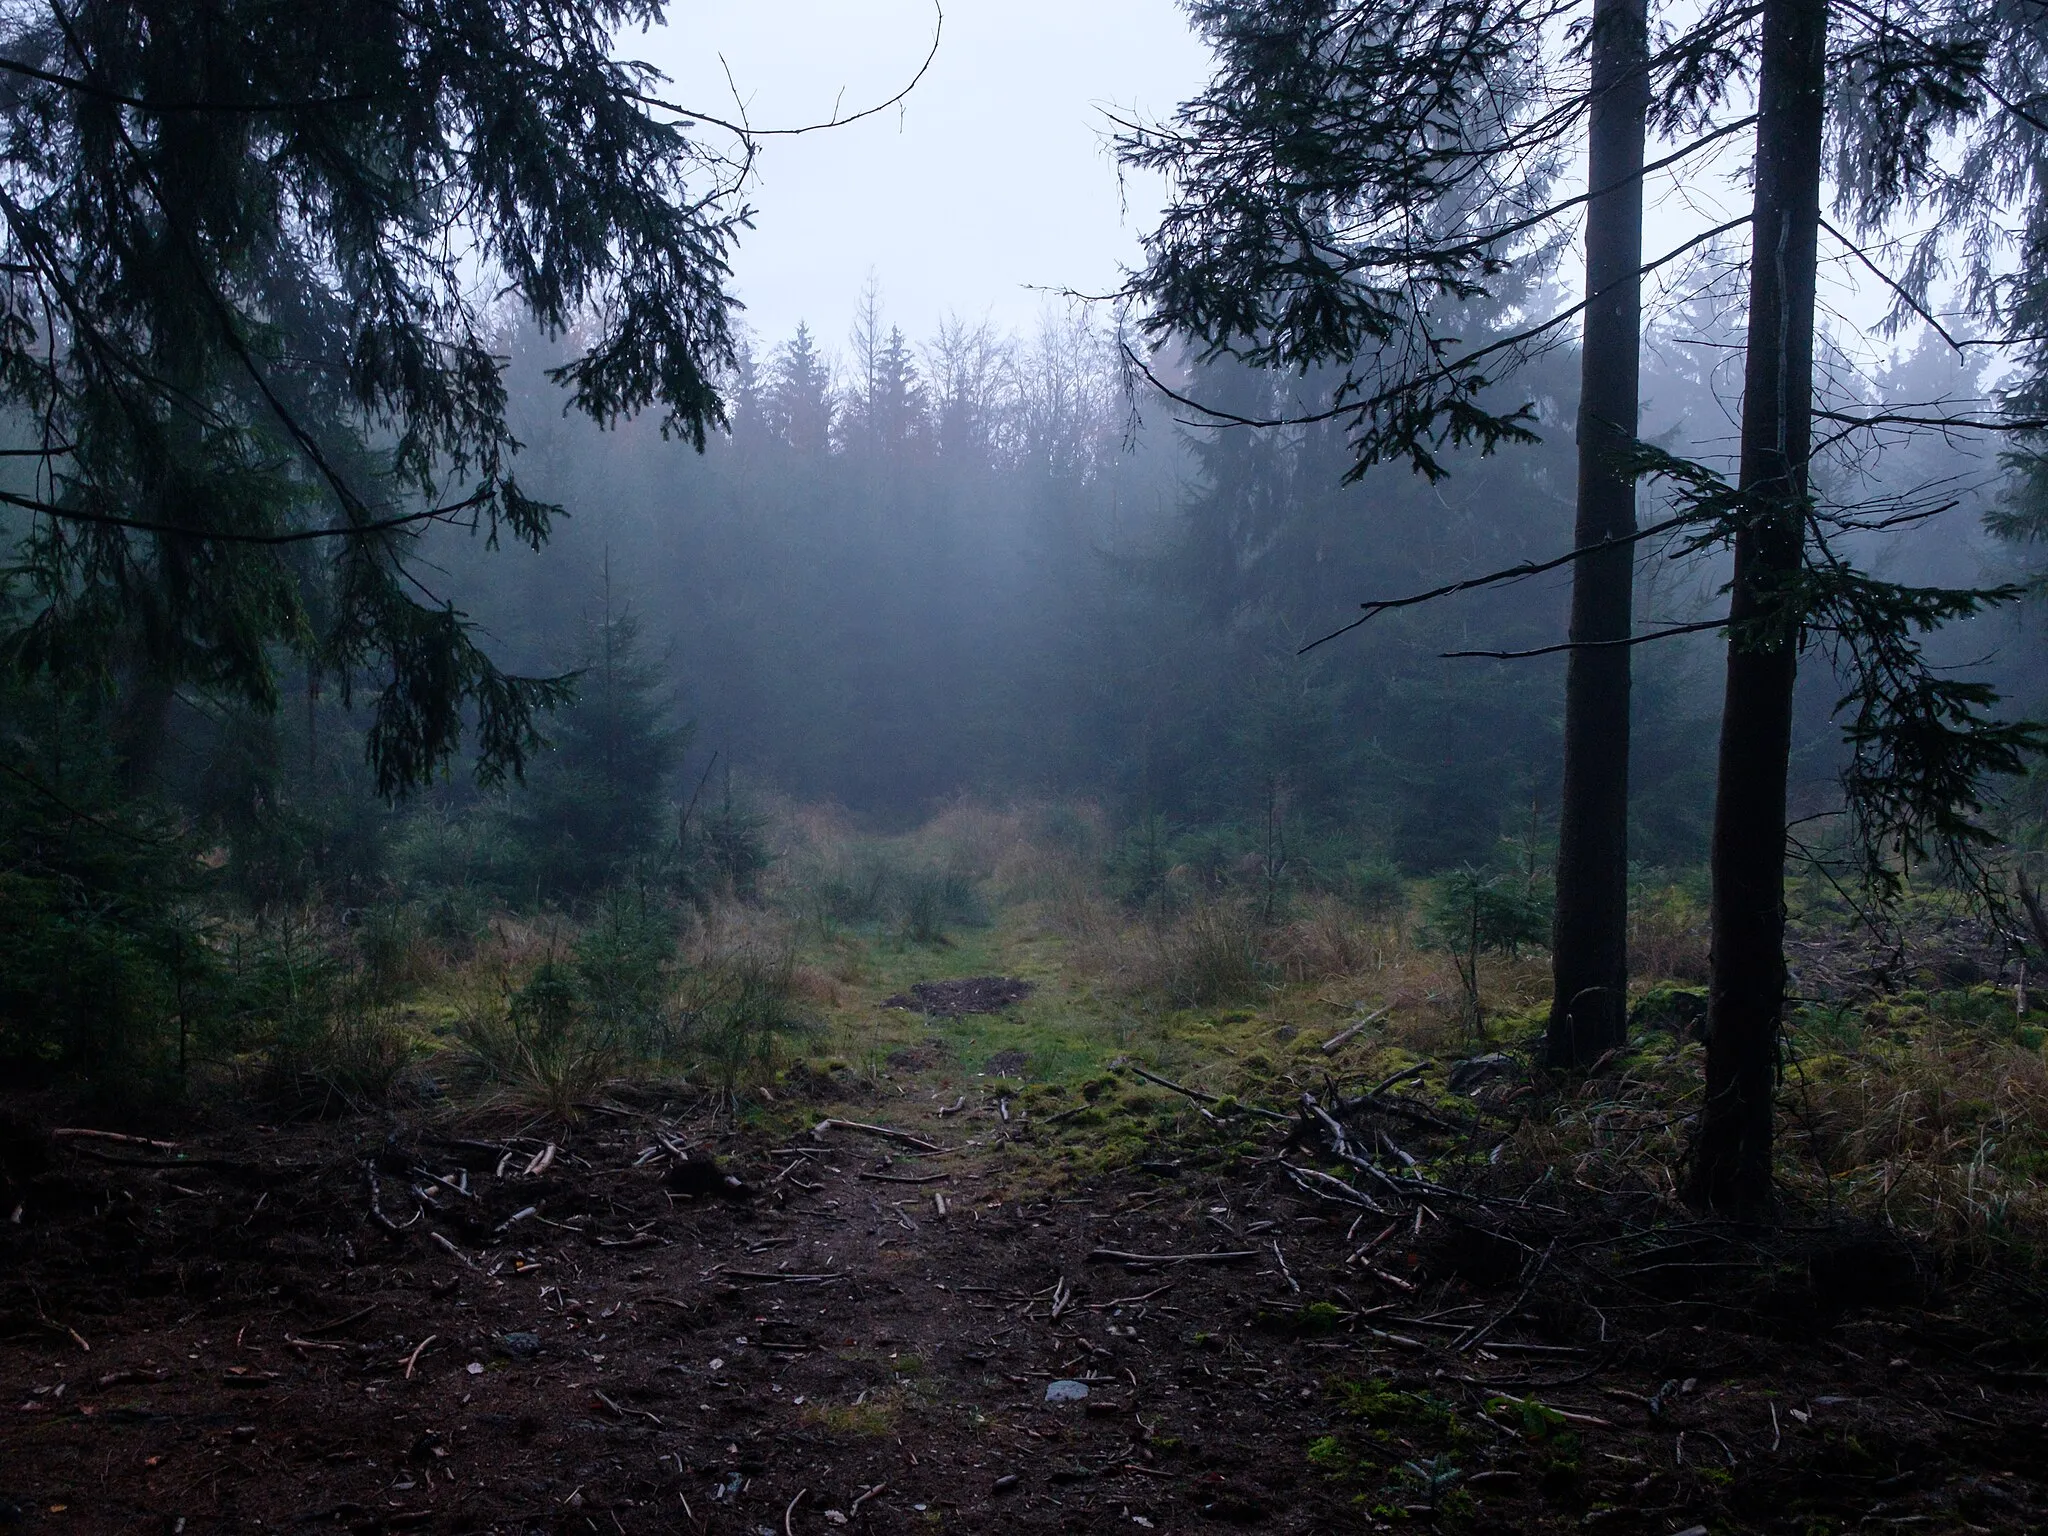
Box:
[1320,1007,1392,1055]
[1455,1239,1555,1354]
[414,1167,479,1201]
[1083,1284,1174,1311]
[1486,1390,1611,1428]
[719,1270,847,1285]
[299,1303,378,1337]
[1087,1248,1260,1266]
[52,1128,177,1152]
[402,1334,438,1378]
[855,1170,948,1185]
[1364,1061,1432,1097]
[430,1230,480,1270]
[849,1484,886,1515]
[365,1166,401,1234]
[811,1119,943,1152]
[1271,1239,1299,1294]
[785,1487,807,1536]
[1125,1064,1289,1121]
[1283,1162,1385,1212]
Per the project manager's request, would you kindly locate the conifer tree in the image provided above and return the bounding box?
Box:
[510,570,682,899]
[0,0,748,795]
[768,325,836,456]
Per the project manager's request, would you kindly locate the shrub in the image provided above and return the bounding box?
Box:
[574,890,677,1058]
[1161,900,1272,1006]
[0,758,222,1085]
[678,933,816,1097]
[454,958,619,1120]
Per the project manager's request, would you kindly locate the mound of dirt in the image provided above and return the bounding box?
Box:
[880,975,1034,1016]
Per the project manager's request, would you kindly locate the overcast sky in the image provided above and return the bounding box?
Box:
[640,1,1211,355]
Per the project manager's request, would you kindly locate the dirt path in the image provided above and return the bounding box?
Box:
[4,1085,2045,1536]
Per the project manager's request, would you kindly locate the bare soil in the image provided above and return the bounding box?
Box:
[3,1079,2045,1536]
[880,977,1035,1018]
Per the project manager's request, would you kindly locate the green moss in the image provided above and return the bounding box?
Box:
[803,1398,896,1437]
[1259,1300,1345,1336]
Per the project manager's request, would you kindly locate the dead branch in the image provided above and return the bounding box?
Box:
[1087,1248,1261,1266]
[1321,1007,1392,1054]
[811,1119,944,1152]
[1125,1063,1288,1120]
[51,1128,176,1152]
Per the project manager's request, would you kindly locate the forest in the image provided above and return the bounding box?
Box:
[6,0,2048,1532]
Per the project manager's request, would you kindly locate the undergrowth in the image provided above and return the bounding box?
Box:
[18,795,2046,1272]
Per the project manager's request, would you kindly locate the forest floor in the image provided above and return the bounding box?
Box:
[4,910,2047,1536]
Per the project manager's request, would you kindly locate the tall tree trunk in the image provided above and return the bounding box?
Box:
[1546,0,1650,1068]
[1689,0,1829,1214]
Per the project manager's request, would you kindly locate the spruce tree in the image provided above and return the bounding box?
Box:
[0,0,746,795]
[510,573,683,899]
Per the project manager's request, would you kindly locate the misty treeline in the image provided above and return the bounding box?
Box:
[6,281,2035,1065]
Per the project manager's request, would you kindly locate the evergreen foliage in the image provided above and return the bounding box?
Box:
[508,578,682,898]
[0,0,746,794]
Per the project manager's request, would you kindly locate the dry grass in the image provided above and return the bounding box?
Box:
[1629,881,1710,983]
[1781,1021,2048,1257]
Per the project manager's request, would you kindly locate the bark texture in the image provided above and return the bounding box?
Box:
[1690,0,1829,1214]
[1546,0,1650,1067]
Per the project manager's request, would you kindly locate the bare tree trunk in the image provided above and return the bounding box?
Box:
[1688,0,1829,1214]
[1546,0,1649,1068]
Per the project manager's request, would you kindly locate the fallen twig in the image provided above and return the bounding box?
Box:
[1087,1248,1260,1266]
[1283,1162,1386,1212]
[1364,1061,1431,1097]
[364,1166,401,1234]
[1456,1239,1556,1354]
[1271,1239,1299,1294]
[1321,1007,1392,1055]
[1125,1064,1289,1121]
[402,1335,438,1378]
[811,1119,943,1152]
[298,1303,378,1337]
[430,1231,481,1271]
[1084,1284,1174,1311]
[855,1170,948,1185]
[52,1128,177,1152]
[414,1167,479,1201]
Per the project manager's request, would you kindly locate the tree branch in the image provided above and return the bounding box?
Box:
[628,2,942,140]
[1440,618,1727,660]
[1297,509,1702,655]
[0,485,494,544]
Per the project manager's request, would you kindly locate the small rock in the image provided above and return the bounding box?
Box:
[230,1425,256,1443]
[498,1331,542,1359]
[822,1513,848,1526]
[465,1361,484,1376]
[1044,1379,1089,1404]
[991,1475,1019,1494]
